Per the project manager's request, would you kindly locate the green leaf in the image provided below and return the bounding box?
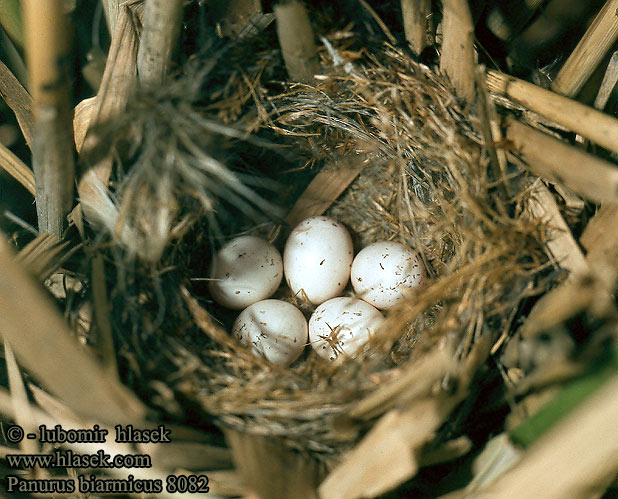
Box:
[0,0,23,47]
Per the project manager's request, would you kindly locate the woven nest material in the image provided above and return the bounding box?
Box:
[93,40,548,470]
[3,1,618,497]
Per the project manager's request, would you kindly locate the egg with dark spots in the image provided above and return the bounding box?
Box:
[351,241,425,310]
[232,300,308,366]
[209,236,283,309]
[308,297,384,360]
[283,216,353,305]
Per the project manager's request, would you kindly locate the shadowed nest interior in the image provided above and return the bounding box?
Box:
[84,30,552,470]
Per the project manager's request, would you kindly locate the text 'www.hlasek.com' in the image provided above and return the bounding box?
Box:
[3,423,210,495]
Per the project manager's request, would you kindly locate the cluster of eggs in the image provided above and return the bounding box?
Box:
[208,216,425,366]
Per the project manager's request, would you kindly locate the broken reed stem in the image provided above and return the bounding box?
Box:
[137,0,184,87]
[400,0,431,55]
[489,70,618,156]
[22,0,75,238]
[440,0,475,101]
[506,118,618,204]
[520,177,589,277]
[552,0,618,98]
[274,0,320,83]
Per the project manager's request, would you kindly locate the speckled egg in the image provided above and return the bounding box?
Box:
[209,236,283,309]
[232,299,308,366]
[308,297,385,361]
[283,216,353,305]
[351,241,425,309]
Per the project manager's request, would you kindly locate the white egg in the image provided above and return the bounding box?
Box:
[283,216,353,305]
[351,241,425,310]
[209,236,283,309]
[232,299,308,366]
[308,297,384,361]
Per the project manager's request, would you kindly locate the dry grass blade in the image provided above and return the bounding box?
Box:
[91,253,118,377]
[552,0,618,98]
[506,119,618,204]
[489,70,618,156]
[0,58,34,148]
[274,0,320,83]
[15,232,70,281]
[102,0,124,35]
[73,96,96,153]
[137,0,184,87]
[440,0,475,101]
[0,141,35,195]
[0,234,147,424]
[594,50,618,110]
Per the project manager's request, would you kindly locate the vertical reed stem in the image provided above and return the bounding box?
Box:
[274,0,320,83]
[22,0,75,238]
[440,0,475,101]
[137,0,184,87]
[401,0,431,56]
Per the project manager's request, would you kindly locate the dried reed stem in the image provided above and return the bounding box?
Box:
[400,0,431,55]
[506,118,618,204]
[22,0,75,238]
[137,0,184,87]
[552,0,618,97]
[0,235,147,424]
[440,0,475,101]
[274,0,320,83]
[489,70,618,156]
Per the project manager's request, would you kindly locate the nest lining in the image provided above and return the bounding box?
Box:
[86,42,549,463]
